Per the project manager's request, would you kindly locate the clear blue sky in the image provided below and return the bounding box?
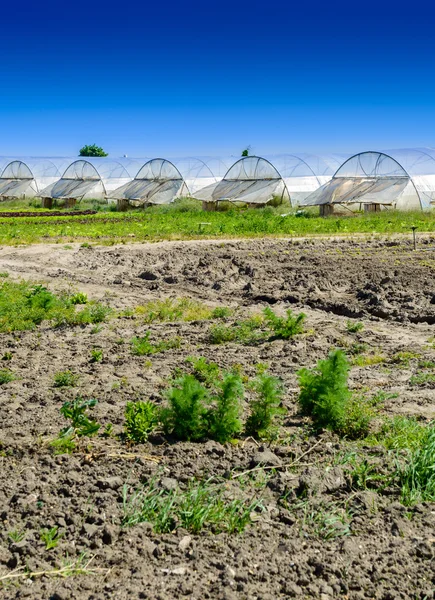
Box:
[1,0,434,158]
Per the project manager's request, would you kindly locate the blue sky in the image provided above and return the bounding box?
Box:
[1,0,435,158]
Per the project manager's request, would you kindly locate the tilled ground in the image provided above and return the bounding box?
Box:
[0,236,434,600]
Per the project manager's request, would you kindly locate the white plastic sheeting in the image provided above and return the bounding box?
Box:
[109,157,233,205]
[301,149,435,211]
[0,158,71,199]
[40,158,142,200]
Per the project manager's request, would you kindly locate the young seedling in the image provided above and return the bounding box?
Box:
[263,306,306,339]
[40,526,63,550]
[130,332,181,356]
[346,320,364,333]
[89,348,103,363]
[245,373,284,440]
[124,401,158,444]
[50,397,101,454]
[53,370,79,388]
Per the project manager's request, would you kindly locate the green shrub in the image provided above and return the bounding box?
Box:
[53,370,79,388]
[263,306,306,339]
[400,426,435,505]
[161,375,208,441]
[206,373,244,443]
[69,292,88,305]
[130,332,181,355]
[0,369,15,385]
[124,401,158,443]
[245,374,284,439]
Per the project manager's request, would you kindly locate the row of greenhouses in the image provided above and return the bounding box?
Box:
[0,149,434,211]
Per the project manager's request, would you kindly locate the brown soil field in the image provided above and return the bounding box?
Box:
[0,236,434,600]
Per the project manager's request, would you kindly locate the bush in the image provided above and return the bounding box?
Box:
[263,306,306,339]
[206,373,244,443]
[124,401,158,444]
[161,375,209,441]
[245,374,284,439]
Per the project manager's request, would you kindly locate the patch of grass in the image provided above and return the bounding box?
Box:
[53,370,79,388]
[346,320,364,333]
[8,529,26,543]
[400,426,435,505]
[40,526,63,550]
[130,332,181,356]
[0,369,15,385]
[263,306,306,339]
[409,372,435,386]
[368,416,430,451]
[134,297,231,323]
[245,374,284,440]
[122,477,262,534]
[124,401,158,444]
[390,351,420,366]
[351,352,385,367]
[0,279,110,332]
[209,315,264,345]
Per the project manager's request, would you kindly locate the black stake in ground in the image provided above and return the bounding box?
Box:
[411,226,418,251]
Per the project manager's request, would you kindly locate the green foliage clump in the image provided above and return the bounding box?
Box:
[40,526,63,550]
[245,374,284,439]
[50,397,100,454]
[53,370,79,388]
[0,369,15,385]
[69,292,88,305]
[346,320,364,333]
[124,401,158,444]
[206,373,244,443]
[130,332,181,356]
[400,426,435,505]
[89,348,103,363]
[161,375,208,441]
[79,144,108,157]
[122,477,261,534]
[185,356,221,387]
[209,315,263,345]
[368,416,428,451]
[134,297,229,323]
[263,306,306,339]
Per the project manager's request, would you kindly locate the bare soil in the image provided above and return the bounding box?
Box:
[0,236,434,600]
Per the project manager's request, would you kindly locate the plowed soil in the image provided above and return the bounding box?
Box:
[0,236,434,600]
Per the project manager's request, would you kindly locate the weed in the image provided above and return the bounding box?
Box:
[209,315,263,345]
[185,356,221,388]
[1,351,12,361]
[40,526,63,550]
[0,369,15,385]
[245,374,284,440]
[211,306,233,318]
[53,370,79,388]
[130,332,181,356]
[50,398,101,453]
[134,297,227,323]
[410,372,435,386]
[49,434,76,455]
[346,320,364,333]
[263,306,306,339]
[352,353,385,367]
[122,477,262,534]
[390,351,420,366]
[89,348,103,363]
[367,416,429,451]
[400,426,435,505]
[69,292,88,305]
[124,401,158,444]
[8,529,25,543]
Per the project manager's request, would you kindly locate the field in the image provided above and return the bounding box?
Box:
[0,231,435,599]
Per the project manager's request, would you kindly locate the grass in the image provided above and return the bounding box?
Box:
[122,477,262,534]
[346,320,364,333]
[0,369,15,385]
[366,416,429,451]
[130,332,181,355]
[0,205,434,245]
[133,297,232,323]
[0,280,110,332]
[400,426,435,505]
[409,372,435,386]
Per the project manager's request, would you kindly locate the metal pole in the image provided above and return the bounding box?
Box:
[411,226,417,251]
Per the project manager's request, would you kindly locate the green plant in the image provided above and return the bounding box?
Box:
[298,350,350,432]
[245,374,284,439]
[8,529,26,543]
[130,332,181,356]
[40,526,63,550]
[410,372,435,386]
[209,315,263,345]
[160,375,208,441]
[122,477,261,534]
[399,427,435,505]
[211,306,233,318]
[263,306,306,339]
[206,373,244,443]
[2,351,12,361]
[346,320,364,333]
[0,368,15,385]
[79,144,108,157]
[50,398,100,455]
[185,356,221,388]
[53,370,79,388]
[367,416,429,451]
[124,401,158,444]
[89,348,103,363]
[134,297,223,323]
[69,292,88,305]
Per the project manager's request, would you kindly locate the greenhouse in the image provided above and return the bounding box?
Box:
[39,158,142,204]
[194,154,346,207]
[300,149,435,212]
[108,157,231,207]
[0,158,71,200]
